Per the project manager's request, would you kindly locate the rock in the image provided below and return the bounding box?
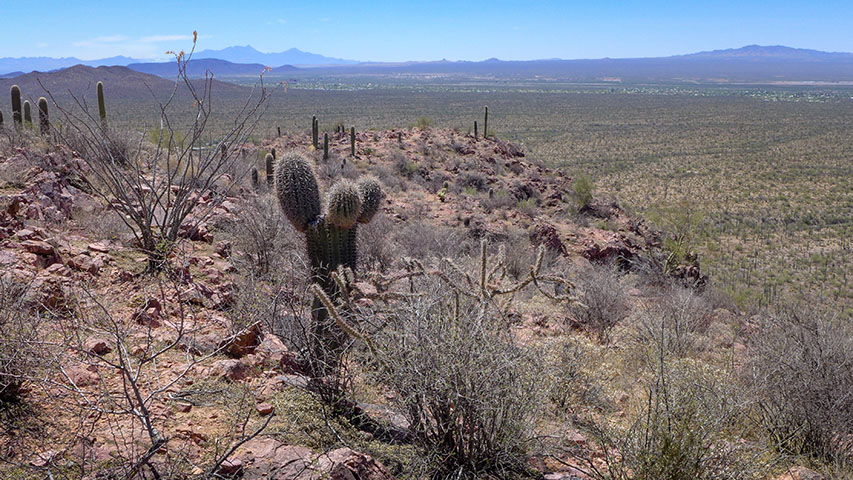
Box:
[87,242,111,253]
[21,239,55,256]
[529,222,567,255]
[68,254,100,274]
[255,334,297,372]
[215,240,232,258]
[216,458,243,476]
[219,322,261,358]
[66,365,99,387]
[776,466,825,480]
[235,438,313,479]
[210,359,249,381]
[15,228,39,240]
[256,403,274,416]
[84,338,112,356]
[317,447,395,480]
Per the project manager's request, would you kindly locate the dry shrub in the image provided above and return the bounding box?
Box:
[224,192,300,277]
[392,220,473,263]
[637,284,713,357]
[357,213,396,272]
[574,360,771,480]
[567,262,630,344]
[0,279,34,404]
[368,283,543,477]
[748,305,853,467]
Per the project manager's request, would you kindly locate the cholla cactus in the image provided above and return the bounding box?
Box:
[274,152,385,372]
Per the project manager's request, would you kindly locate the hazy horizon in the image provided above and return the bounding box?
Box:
[3,0,853,62]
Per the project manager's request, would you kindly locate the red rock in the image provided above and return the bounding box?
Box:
[85,338,112,356]
[776,466,824,480]
[66,365,99,387]
[68,254,99,274]
[236,438,313,479]
[210,359,249,381]
[220,321,262,358]
[216,458,243,476]
[176,403,192,413]
[87,242,110,253]
[21,239,55,256]
[317,447,395,480]
[256,403,274,416]
[15,228,39,240]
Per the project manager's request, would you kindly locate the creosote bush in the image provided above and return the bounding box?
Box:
[367,283,543,477]
[567,262,630,344]
[748,304,853,467]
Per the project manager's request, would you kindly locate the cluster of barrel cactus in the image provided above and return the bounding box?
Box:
[5,85,50,134]
[274,151,384,370]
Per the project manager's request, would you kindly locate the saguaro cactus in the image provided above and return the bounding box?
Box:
[483,106,489,139]
[312,115,318,148]
[97,81,107,127]
[250,167,259,190]
[474,120,478,140]
[350,126,355,156]
[265,153,274,186]
[274,152,385,372]
[10,85,22,127]
[323,133,329,161]
[37,97,49,134]
[0,110,4,128]
[23,101,32,126]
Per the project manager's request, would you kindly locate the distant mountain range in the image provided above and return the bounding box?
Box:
[0,46,357,76]
[0,65,249,104]
[192,45,358,66]
[3,45,853,83]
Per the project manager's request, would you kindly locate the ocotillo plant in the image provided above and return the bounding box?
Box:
[37,97,49,135]
[97,81,107,128]
[10,85,22,127]
[274,152,384,372]
[23,101,32,126]
[323,133,329,161]
[350,126,355,156]
[312,115,318,148]
[264,153,274,186]
[483,106,489,139]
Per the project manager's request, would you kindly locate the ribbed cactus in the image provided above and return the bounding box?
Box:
[350,126,355,156]
[250,167,259,190]
[323,133,329,160]
[274,152,385,372]
[97,81,107,127]
[0,110,4,128]
[312,115,318,148]
[483,105,489,139]
[265,153,274,187]
[23,101,32,126]
[10,85,22,127]
[37,97,49,135]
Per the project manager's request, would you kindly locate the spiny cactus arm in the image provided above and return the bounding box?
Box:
[442,257,477,290]
[356,176,384,224]
[311,283,375,353]
[326,180,362,229]
[275,152,322,232]
[331,268,355,312]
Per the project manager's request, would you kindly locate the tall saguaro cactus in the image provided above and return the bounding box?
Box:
[97,81,107,128]
[10,85,22,128]
[323,133,329,160]
[265,152,274,186]
[274,152,384,372]
[23,101,32,126]
[37,97,50,135]
[350,126,356,156]
[312,115,318,148]
[483,105,489,139]
[474,120,478,140]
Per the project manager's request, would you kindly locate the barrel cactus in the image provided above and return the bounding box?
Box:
[274,152,385,372]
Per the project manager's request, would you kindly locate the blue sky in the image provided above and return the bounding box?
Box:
[3,0,852,61]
